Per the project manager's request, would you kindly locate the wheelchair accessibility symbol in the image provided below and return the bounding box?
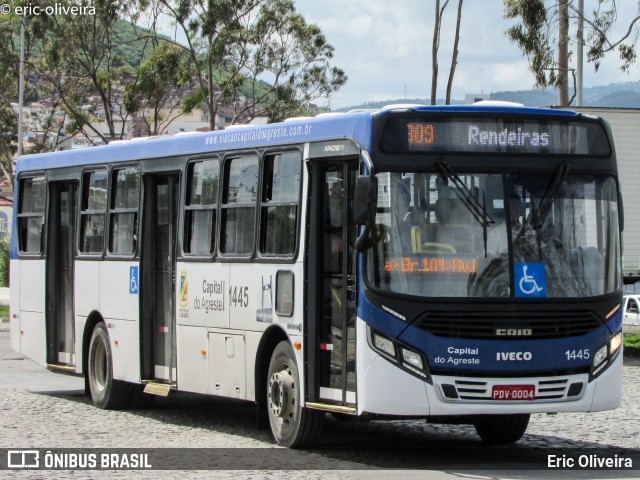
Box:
[514,262,546,298]
[130,266,139,294]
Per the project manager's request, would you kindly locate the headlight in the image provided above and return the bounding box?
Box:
[610,332,622,355]
[590,331,623,380]
[401,348,424,370]
[372,332,395,357]
[593,345,608,369]
[368,328,431,383]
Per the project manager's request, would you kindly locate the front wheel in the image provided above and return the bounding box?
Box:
[87,322,131,409]
[474,414,530,444]
[267,341,324,447]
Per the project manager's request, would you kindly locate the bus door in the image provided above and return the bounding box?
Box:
[45,181,78,368]
[308,160,358,407]
[141,173,179,384]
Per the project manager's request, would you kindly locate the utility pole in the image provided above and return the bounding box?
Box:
[17,17,25,157]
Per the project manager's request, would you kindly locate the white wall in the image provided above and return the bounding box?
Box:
[571,107,640,277]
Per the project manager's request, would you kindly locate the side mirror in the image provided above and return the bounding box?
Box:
[353,176,373,225]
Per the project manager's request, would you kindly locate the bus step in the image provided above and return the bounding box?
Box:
[143,382,172,397]
[305,402,357,415]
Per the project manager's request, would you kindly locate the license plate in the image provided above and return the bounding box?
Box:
[491,384,535,400]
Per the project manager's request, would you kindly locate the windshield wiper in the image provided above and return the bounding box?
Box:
[437,161,495,256]
[523,165,570,260]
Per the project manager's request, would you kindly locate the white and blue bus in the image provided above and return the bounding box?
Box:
[10,104,623,446]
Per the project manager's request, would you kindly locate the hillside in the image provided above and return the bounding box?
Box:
[339,82,640,111]
[491,82,640,108]
[23,18,273,107]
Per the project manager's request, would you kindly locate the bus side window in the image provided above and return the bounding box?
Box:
[260,151,301,257]
[109,166,140,256]
[17,175,46,255]
[220,155,259,256]
[184,158,219,256]
[80,169,108,254]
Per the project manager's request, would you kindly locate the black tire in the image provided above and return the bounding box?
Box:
[87,322,132,409]
[267,341,324,447]
[474,414,530,444]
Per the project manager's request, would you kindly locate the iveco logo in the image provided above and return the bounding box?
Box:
[497,351,533,361]
[496,328,532,337]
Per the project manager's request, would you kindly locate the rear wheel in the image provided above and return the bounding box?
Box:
[267,341,324,447]
[87,322,131,409]
[474,414,530,443]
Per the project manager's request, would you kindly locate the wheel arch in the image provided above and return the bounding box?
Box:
[254,325,289,425]
[82,310,105,389]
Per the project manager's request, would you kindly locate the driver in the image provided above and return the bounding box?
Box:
[486,194,524,257]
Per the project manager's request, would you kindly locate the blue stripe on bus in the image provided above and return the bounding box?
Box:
[15,113,375,174]
[14,105,579,174]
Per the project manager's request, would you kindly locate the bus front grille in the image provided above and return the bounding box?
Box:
[413,311,601,339]
[436,377,586,403]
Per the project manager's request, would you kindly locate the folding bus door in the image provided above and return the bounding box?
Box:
[308,160,358,408]
[45,181,78,369]
[141,173,179,384]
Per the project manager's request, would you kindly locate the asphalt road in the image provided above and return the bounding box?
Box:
[1,323,639,479]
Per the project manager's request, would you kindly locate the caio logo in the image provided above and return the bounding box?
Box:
[496,328,532,337]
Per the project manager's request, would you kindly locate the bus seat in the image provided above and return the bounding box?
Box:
[434,198,476,254]
[411,226,422,253]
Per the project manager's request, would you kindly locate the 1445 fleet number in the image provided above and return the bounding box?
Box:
[564,349,590,360]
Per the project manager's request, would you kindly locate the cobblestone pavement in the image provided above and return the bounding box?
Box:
[1,323,639,479]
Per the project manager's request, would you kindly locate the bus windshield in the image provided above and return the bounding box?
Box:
[367,171,621,299]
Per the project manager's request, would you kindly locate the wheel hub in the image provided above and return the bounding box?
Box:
[268,368,294,420]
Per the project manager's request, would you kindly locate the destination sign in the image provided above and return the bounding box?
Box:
[384,256,477,274]
[381,117,611,156]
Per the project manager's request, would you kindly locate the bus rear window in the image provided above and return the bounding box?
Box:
[17,175,46,255]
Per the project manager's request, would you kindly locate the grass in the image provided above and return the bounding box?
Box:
[0,305,7,319]
[624,333,640,349]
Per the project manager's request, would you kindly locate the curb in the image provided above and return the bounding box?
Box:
[624,346,640,358]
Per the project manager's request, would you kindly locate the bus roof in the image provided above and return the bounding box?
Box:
[15,104,581,174]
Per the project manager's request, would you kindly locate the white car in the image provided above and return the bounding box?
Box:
[623,294,640,326]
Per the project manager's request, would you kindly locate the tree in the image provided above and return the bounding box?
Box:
[431,0,448,105]
[446,0,464,105]
[430,0,464,105]
[159,0,346,128]
[584,1,640,71]
[0,104,17,191]
[29,1,168,143]
[124,43,194,135]
[504,0,640,104]
[0,3,30,189]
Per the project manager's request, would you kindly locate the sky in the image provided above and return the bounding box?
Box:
[292,0,640,109]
